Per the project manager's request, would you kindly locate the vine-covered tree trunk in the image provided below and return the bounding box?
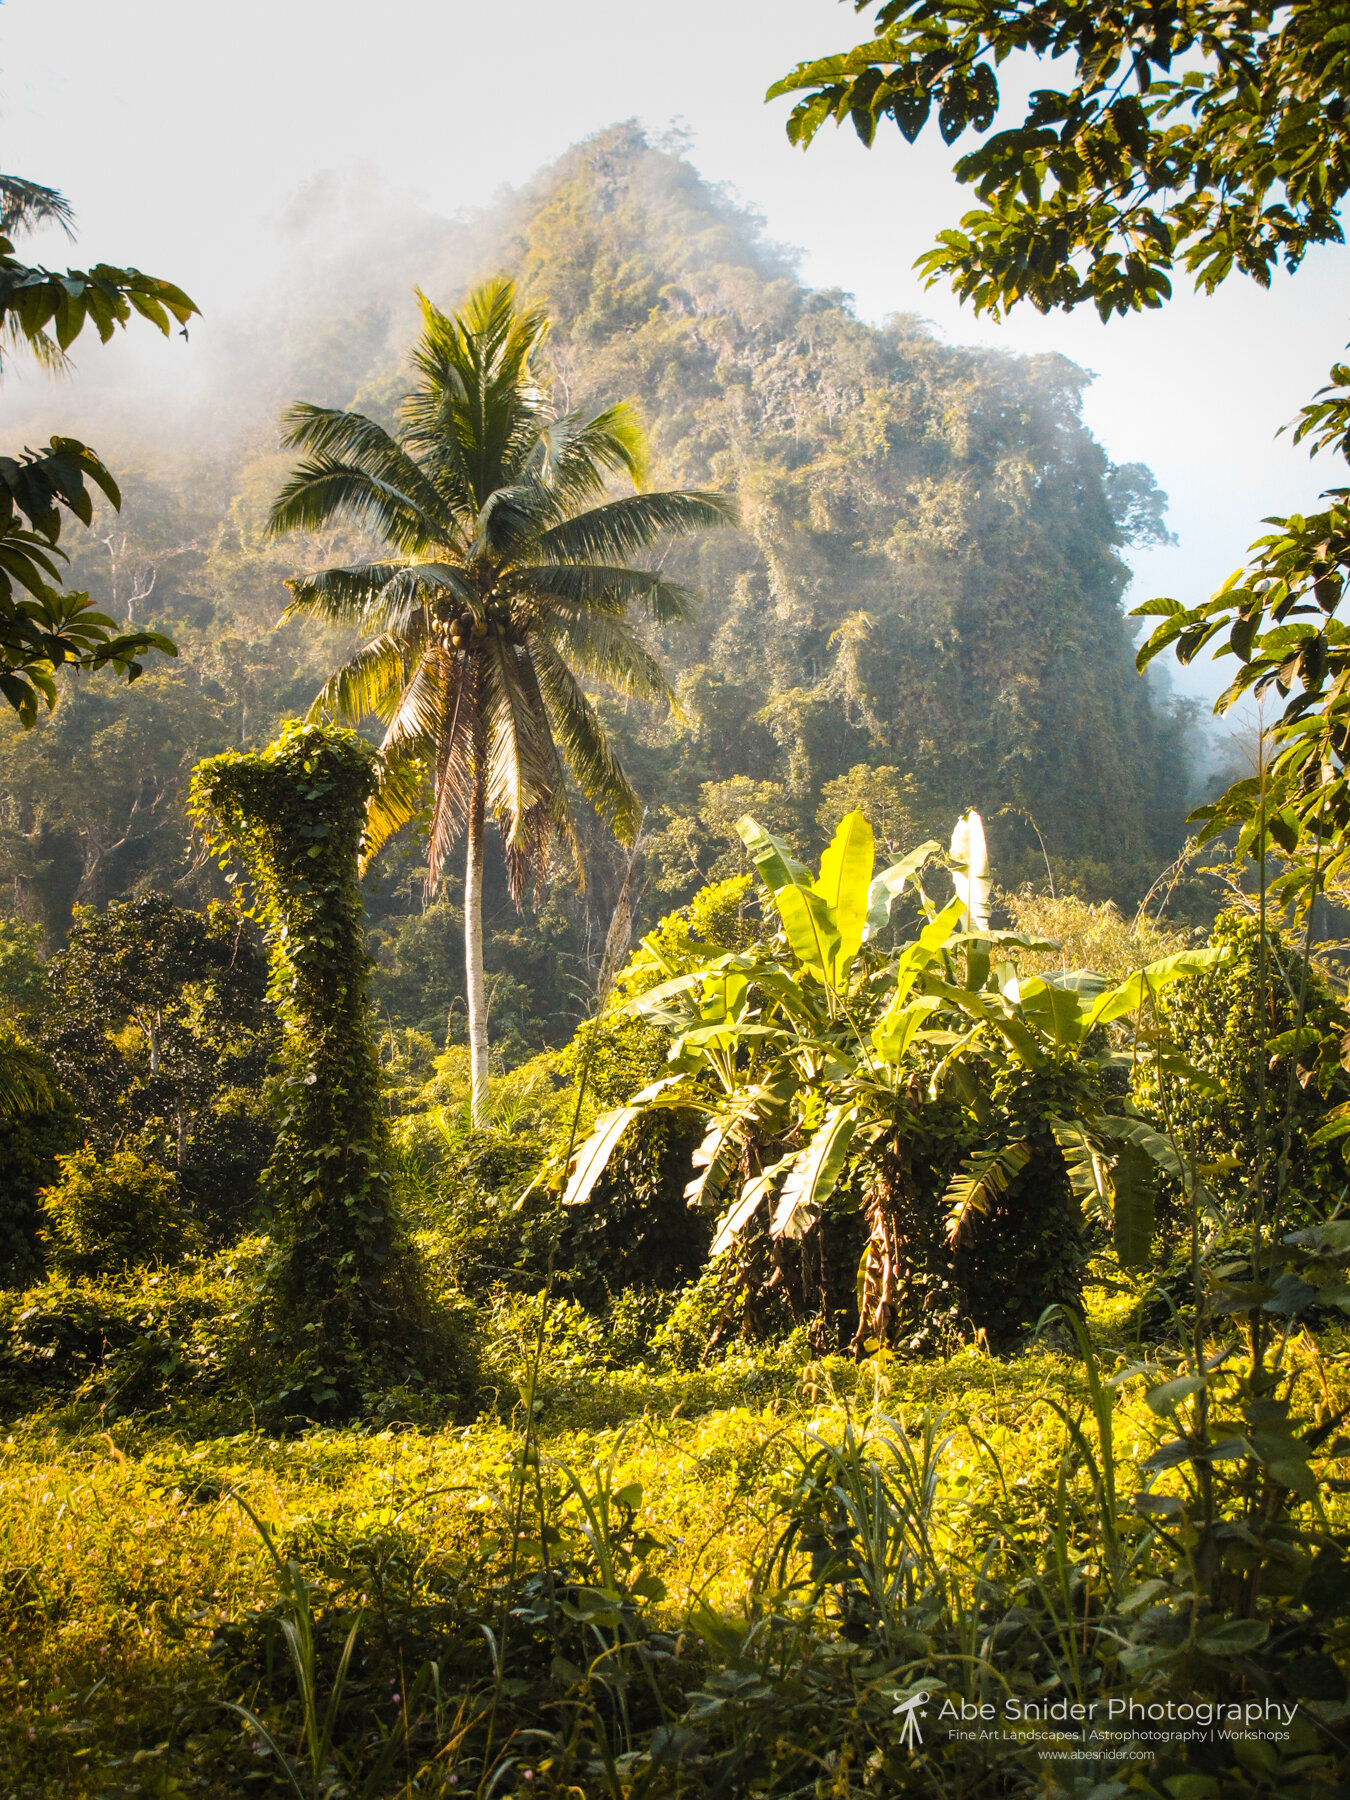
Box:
[854,1149,908,1355]
[464,773,489,1128]
[190,723,446,1418]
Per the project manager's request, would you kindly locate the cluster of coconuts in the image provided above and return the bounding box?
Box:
[446,614,489,650]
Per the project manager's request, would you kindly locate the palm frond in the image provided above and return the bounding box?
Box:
[528,403,649,506]
[362,739,430,870]
[308,633,415,724]
[537,491,738,565]
[404,282,552,512]
[283,561,478,632]
[0,175,75,241]
[2,315,70,375]
[0,1039,51,1115]
[272,405,451,539]
[521,563,697,626]
[426,651,480,888]
[267,459,438,558]
[532,642,643,843]
[281,563,410,625]
[539,608,673,705]
[469,481,555,564]
[479,635,560,846]
[501,795,570,907]
[505,646,579,891]
[382,647,446,755]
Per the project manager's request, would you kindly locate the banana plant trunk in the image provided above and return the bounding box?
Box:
[464,775,490,1127]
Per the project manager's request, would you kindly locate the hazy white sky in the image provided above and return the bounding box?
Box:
[3,0,1346,704]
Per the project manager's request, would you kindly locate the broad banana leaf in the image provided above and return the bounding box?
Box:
[1052,1117,1153,1264]
[1110,1142,1156,1268]
[771,1104,858,1238]
[922,976,1045,1068]
[1311,1099,1350,1146]
[671,1020,783,1055]
[862,840,943,941]
[737,815,843,978]
[813,808,874,980]
[1093,1112,1197,1190]
[1052,1119,1114,1223]
[1036,968,1111,994]
[1083,945,1234,1031]
[943,1140,1031,1245]
[562,1075,687,1207]
[710,1153,796,1256]
[889,897,966,1008]
[683,1116,739,1208]
[695,969,748,1026]
[1010,977,1095,1053]
[872,994,941,1064]
[735,815,813,892]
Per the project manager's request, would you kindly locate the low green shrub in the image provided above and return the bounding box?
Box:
[0,1245,264,1418]
[1137,906,1350,1230]
[39,1146,199,1276]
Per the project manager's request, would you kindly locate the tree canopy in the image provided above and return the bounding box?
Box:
[0,171,193,726]
[769,0,1350,318]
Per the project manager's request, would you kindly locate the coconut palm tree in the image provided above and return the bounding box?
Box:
[268,277,735,1122]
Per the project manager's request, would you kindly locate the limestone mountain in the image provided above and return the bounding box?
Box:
[0,124,1195,1049]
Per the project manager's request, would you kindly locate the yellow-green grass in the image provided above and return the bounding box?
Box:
[2,1298,1347,1796]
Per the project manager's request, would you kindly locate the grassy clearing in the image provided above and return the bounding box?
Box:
[4,1290,1347,1796]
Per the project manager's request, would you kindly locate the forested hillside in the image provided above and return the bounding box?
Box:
[0,124,1194,1057]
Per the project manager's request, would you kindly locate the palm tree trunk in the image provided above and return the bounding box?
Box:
[464,774,490,1126]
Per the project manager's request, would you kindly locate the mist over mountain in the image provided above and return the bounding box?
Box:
[0,123,1198,1054]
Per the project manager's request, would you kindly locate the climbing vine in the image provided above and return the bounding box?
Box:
[190,723,444,1415]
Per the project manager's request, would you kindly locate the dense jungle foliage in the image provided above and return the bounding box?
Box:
[0,126,1195,1065]
[6,92,1350,1800]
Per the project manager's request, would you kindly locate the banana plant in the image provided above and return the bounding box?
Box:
[562,808,1231,1349]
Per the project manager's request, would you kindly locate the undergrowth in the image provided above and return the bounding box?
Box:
[3,1291,1348,1797]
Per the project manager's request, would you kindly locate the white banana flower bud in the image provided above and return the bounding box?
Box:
[950,809,991,932]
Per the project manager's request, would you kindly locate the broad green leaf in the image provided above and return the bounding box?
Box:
[710,1153,795,1255]
[813,807,874,980]
[889,896,965,1007]
[862,839,942,941]
[1110,1141,1156,1269]
[943,1140,1031,1244]
[773,881,841,976]
[949,810,991,929]
[771,1105,857,1238]
[563,1076,685,1206]
[736,814,812,892]
[923,976,1044,1068]
[1010,976,1093,1051]
[671,1021,782,1055]
[1146,1375,1205,1414]
[1083,945,1235,1031]
[737,813,842,976]
[1196,1618,1268,1655]
[1310,1098,1350,1146]
[683,1117,738,1208]
[1051,1119,1113,1224]
[1093,1113,1195,1188]
[872,994,941,1064]
[624,967,720,1017]
[696,968,748,1025]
